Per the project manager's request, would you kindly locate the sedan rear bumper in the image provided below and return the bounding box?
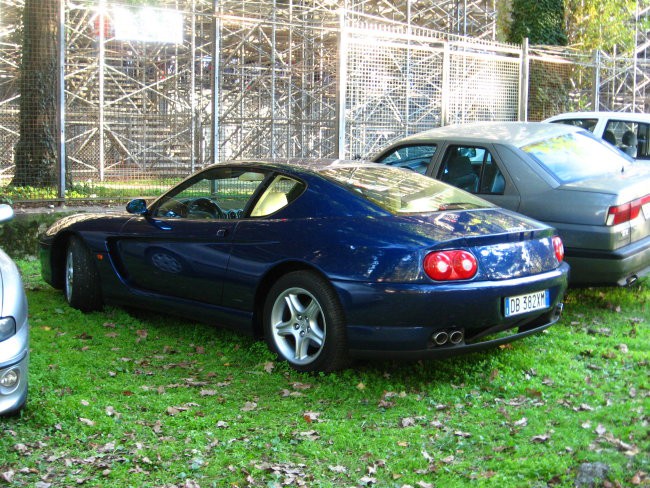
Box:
[565,234,650,286]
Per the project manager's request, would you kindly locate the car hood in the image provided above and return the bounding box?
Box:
[44,212,128,237]
[559,167,650,203]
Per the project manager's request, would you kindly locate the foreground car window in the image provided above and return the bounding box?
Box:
[521,132,631,183]
[322,165,491,213]
[154,168,267,219]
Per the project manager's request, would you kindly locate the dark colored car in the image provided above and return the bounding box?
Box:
[40,160,568,372]
[374,122,650,286]
[0,204,29,415]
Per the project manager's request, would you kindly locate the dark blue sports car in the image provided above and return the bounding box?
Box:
[40,160,569,372]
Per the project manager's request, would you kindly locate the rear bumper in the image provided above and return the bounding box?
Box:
[333,264,569,358]
[565,234,650,286]
[348,303,563,359]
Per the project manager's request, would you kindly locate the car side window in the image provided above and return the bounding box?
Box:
[604,120,649,159]
[154,169,267,219]
[437,146,504,195]
[550,118,598,132]
[375,145,437,174]
[250,175,305,217]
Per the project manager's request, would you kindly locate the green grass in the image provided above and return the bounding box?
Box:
[1,259,648,487]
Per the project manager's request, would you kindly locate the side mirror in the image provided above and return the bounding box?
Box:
[0,204,14,224]
[126,199,148,215]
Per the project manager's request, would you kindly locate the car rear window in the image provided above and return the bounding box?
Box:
[321,165,492,214]
[521,131,631,183]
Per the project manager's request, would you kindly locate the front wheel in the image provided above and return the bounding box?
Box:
[263,271,348,372]
[65,237,103,312]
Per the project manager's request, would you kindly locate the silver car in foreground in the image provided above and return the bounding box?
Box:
[0,204,29,415]
[374,122,650,286]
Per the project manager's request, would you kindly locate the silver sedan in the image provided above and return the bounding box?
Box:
[0,204,29,415]
[373,122,650,286]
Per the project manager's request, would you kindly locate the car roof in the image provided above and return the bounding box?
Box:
[544,111,650,123]
[207,158,377,175]
[389,121,583,148]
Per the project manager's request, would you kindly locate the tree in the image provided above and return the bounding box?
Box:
[12,0,59,188]
[507,0,567,45]
[564,0,638,54]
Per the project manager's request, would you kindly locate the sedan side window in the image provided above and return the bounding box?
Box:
[438,146,505,195]
[376,145,437,174]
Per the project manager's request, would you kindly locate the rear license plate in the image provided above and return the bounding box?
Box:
[504,290,549,317]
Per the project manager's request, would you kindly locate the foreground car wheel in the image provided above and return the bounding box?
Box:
[65,237,103,312]
[264,271,348,372]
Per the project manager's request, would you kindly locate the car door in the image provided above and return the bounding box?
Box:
[429,143,522,212]
[113,167,268,305]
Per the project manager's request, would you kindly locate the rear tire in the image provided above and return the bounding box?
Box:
[65,237,103,312]
[264,271,348,372]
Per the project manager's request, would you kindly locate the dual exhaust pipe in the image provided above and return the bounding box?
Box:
[432,329,464,347]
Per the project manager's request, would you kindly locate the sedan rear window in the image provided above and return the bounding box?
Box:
[321,165,492,214]
[521,132,631,183]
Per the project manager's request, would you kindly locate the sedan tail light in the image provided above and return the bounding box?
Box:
[606,194,650,226]
[424,250,478,281]
[552,236,564,262]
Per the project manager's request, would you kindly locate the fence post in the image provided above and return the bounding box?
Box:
[98,0,105,181]
[592,50,600,110]
[57,0,66,201]
[518,37,528,121]
[441,41,449,126]
[335,10,347,159]
[190,0,196,172]
[211,0,220,164]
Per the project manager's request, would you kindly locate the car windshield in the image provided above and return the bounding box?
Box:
[321,165,492,214]
[521,131,631,183]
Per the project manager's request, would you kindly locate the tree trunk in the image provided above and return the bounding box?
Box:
[12,0,59,188]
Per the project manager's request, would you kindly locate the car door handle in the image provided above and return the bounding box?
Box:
[216,228,228,237]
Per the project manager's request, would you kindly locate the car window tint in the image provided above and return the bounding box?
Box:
[154,168,267,219]
[321,165,491,214]
[437,146,480,193]
[604,120,650,159]
[550,118,598,132]
[250,175,305,217]
[521,132,631,183]
[376,145,437,174]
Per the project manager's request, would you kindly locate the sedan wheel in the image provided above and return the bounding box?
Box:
[264,271,348,372]
[65,237,103,312]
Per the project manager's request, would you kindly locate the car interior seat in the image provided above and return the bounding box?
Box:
[490,173,505,194]
[445,155,479,192]
[251,191,288,217]
[603,130,617,146]
[622,130,638,157]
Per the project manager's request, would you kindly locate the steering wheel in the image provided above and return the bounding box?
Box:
[187,197,226,218]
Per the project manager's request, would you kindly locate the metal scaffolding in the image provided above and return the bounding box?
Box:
[0,0,648,198]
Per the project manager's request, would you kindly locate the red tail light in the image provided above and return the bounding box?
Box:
[606,195,650,226]
[552,236,564,262]
[424,250,478,281]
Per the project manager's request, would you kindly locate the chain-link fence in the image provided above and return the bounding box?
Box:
[1,0,648,205]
